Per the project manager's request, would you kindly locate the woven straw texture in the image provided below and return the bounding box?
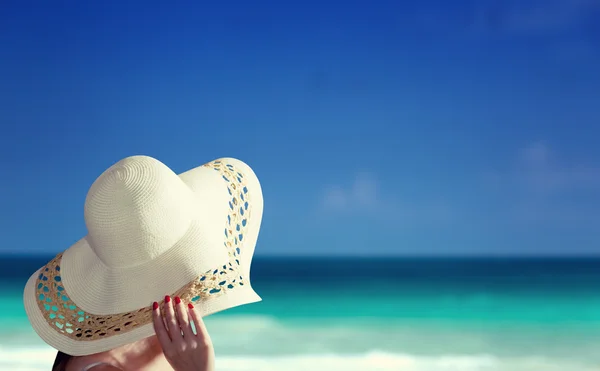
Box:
[32,159,254,341]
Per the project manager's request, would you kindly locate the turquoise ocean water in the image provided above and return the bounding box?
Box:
[2,256,600,371]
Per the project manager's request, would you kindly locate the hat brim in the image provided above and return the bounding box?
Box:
[23,158,264,355]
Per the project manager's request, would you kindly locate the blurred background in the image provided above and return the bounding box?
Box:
[1,1,600,370]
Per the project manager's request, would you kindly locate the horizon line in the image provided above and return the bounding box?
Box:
[2,252,599,259]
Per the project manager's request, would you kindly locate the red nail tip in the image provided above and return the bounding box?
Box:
[165,295,171,303]
[188,303,194,309]
[175,296,181,304]
[152,302,159,310]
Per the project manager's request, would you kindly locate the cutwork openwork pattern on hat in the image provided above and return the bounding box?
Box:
[34,159,252,341]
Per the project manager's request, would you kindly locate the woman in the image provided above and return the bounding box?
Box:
[23,155,264,370]
[52,296,214,371]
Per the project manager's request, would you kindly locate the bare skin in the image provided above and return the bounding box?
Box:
[65,335,172,371]
[65,296,214,371]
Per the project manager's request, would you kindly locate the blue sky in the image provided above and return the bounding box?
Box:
[0,0,599,256]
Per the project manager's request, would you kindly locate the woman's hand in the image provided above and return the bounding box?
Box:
[152,295,215,371]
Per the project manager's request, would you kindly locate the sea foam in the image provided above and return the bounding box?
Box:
[0,346,596,371]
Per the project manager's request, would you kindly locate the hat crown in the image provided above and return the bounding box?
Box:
[84,156,195,268]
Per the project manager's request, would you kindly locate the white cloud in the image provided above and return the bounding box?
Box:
[484,140,600,226]
[472,0,600,34]
[515,141,600,194]
[319,173,455,227]
[452,0,600,38]
[321,172,379,213]
[408,0,600,66]
[520,140,550,167]
[484,141,600,194]
[321,185,348,210]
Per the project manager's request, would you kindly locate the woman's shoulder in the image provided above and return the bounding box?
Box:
[82,365,123,371]
[66,359,122,371]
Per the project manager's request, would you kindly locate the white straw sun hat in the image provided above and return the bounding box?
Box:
[22,155,264,356]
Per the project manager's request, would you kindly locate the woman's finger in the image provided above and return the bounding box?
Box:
[174,296,194,338]
[151,301,171,347]
[187,303,212,346]
[163,295,183,342]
